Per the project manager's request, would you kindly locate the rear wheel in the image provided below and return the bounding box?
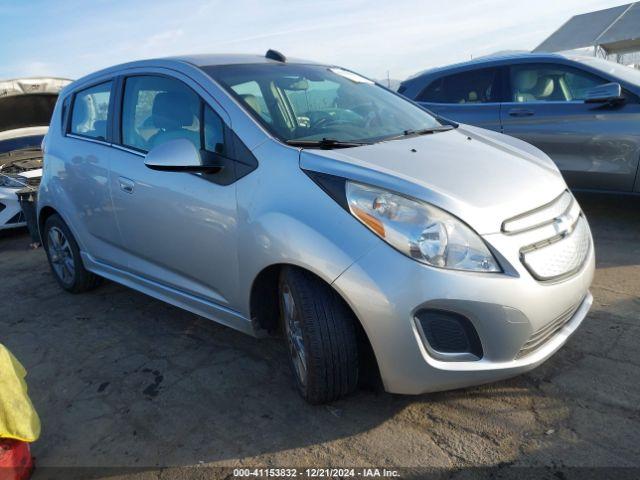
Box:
[43,214,101,293]
[279,266,359,404]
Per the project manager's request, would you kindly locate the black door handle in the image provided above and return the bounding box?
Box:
[508,108,534,117]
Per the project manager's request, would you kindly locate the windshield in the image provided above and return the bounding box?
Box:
[203,64,442,144]
[575,57,640,87]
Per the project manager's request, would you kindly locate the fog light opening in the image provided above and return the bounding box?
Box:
[415,309,483,361]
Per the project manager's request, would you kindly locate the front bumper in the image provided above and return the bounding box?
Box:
[0,187,25,229]
[332,227,595,395]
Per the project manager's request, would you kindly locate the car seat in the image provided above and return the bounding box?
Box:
[149,92,199,149]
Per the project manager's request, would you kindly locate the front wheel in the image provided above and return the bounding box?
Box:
[43,214,102,293]
[279,267,359,404]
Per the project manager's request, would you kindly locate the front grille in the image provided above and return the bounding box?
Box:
[503,191,591,281]
[516,300,582,359]
[521,216,591,281]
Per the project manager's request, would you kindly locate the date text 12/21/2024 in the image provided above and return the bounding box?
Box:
[233,468,401,478]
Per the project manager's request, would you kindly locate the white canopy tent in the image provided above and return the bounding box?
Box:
[534,3,640,57]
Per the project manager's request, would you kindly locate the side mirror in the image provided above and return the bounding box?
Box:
[584,82,624,104]
[144,138,224,173]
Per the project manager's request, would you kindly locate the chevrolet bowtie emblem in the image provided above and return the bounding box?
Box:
[554,212,575,235]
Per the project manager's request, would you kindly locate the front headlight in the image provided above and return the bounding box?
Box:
[346,181,500,272]
[0,174,28,189]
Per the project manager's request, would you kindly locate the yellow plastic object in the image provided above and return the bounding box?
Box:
[0,344,41,442]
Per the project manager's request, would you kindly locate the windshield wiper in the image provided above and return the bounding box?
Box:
[399,125,456,138]
[286,138,370,149]
[382,125,456,142]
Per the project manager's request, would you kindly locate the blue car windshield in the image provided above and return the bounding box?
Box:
[203,64,443,144]
[577,57,640,87]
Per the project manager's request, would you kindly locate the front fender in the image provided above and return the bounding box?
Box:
[234,140,380,317]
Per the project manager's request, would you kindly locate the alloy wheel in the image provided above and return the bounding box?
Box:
[282,284,308,387]
[47,226,75,285]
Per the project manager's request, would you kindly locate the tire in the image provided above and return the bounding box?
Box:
[279,266,359,404]
[43,214,101,293]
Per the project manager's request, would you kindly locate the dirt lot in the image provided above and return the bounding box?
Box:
[1,192,639,479]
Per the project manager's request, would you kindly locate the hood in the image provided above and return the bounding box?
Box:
[299,125,566,235]
[0,78,71,178]
[0,77,72,134]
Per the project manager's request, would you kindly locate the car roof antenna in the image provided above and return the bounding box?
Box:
[266,49,286,62]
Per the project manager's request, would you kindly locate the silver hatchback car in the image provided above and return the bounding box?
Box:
[39,51,594,404]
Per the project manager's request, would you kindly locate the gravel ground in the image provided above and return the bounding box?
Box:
[0,192,638,479]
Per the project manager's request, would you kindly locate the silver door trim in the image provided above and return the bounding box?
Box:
[419,101,503,107]
[112,143,146,157]
[66,133,111,147]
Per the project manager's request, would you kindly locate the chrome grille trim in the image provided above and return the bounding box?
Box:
[516,300,583,359]
[502,190,573,234]
[501,190,591,282]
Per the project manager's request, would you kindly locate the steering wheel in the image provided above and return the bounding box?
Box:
[348,103,384,128]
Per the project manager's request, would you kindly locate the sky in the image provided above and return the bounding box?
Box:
[0,0,630,82]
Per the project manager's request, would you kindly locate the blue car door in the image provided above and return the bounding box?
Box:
[500,62,640,192]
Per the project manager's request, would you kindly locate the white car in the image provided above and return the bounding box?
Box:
[0,77,71,230]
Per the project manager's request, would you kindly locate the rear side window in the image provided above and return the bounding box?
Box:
[70,81,112,140]
[61,95,71,130]
[418,68,500,104]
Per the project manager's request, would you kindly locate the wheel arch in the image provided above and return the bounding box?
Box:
[37,205,60,242]
[38,204,82,247]
[249,262,382,387]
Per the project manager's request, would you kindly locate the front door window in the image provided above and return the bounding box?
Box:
[509,64,607,103]
[121,76,201,152]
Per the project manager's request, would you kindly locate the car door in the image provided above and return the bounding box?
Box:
[500,62,640,192]
[108,72,242,309]
[60,79,126,267]
[415,67,503,131]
